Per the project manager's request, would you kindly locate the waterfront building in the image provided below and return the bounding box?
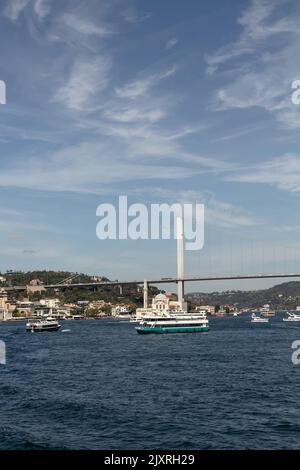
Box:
[0,308,12,321]
[136,293,187,319]
[27,279,46,294]
[195,305,215,315]
[33,305,52,318]
[88,300,111,308]
[15,301,35,317]
[40,298,60,309]
[111,305,131,317]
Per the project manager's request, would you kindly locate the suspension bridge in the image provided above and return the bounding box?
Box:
[4,217,300,307]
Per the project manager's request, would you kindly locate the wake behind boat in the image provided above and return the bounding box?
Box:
[251,313,269,323]
[26,319,61,332]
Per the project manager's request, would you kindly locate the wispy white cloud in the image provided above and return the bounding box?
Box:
[207,0,300,128]
[206,0,288,74]
[120,5,151,24]
[103,105,165,124]
[137,188,257,228]
[115,67,176,99]
[61,13,114,37]
[33,0,50,18]
[227,153,300,192]
[54,56,112,111]
[3,0,31,20]
[3,0,50,20]
[165,38,178,50]
[0,141,205,194]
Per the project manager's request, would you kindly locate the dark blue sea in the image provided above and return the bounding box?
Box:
[0,315,300,450]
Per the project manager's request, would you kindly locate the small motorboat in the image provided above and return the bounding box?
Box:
[251,313,269,323]
[26,319,61,332]
[283,312,300,322]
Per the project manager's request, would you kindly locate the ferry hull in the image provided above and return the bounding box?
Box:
[26,324,61,332]
[136,325,209,334]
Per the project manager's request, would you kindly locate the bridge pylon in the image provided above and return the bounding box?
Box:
[176,216,184,308]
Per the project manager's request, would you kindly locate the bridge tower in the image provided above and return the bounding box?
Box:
[176,216,184,308]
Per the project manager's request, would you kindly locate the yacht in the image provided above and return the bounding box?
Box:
[136,312,209,334]
[283,312,300,322]
[251,313,269,323]
[26,319,61,332]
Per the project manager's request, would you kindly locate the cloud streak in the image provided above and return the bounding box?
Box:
[228,153,300,193]
[207,0,300,128]
[54,56,112,111]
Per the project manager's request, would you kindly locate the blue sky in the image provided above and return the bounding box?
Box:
[0,0,300,292]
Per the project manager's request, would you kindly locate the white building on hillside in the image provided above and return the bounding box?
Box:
[40,298,60,308]
[136,293,187,319]
[111,305,131,317]
[195,305,215,314]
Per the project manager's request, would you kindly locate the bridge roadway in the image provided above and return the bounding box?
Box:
[4,273,300,291]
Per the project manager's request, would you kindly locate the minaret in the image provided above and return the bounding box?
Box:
[143,279,148,309]
[176,216,184,308]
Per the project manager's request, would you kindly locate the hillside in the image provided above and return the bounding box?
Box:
[1,270,159,305]
[186,281,300,310]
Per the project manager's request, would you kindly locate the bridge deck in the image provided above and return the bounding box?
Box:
[4,273,300,291]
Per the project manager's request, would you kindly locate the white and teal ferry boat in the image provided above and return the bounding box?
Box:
[136,312,209,334]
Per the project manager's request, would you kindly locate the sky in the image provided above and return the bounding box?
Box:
[0,0,300,292]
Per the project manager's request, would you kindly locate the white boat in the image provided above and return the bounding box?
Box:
[283,312,300,322]
[136,311,209,334]
[129,317,139,323]
[251,313,269,323]
[26,319,61,332]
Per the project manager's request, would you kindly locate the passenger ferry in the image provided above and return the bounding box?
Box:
[26,319,61,332]
[136,312,209,334]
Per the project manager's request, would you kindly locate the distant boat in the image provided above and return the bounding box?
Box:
[283,312,300,322]
[26,320,61,332]
[251,313,269,323]
[129,317,139,323]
